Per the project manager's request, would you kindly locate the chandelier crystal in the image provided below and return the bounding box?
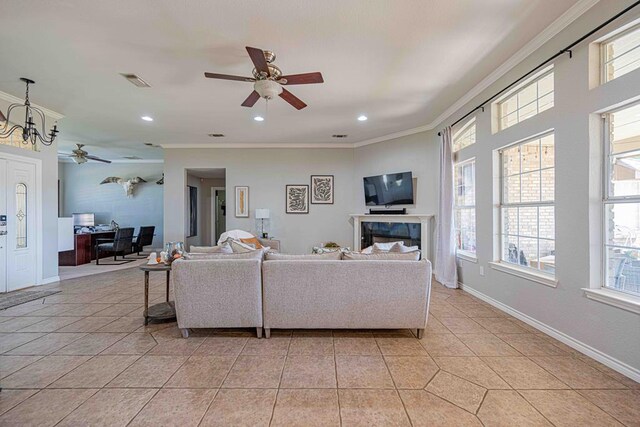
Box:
[0,78,59,146]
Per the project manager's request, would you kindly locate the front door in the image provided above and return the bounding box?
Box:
[0,158,37,291]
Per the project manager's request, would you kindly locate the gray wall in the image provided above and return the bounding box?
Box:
[164,148,355,254]
[355,0,640,374]
[60,162,164,247]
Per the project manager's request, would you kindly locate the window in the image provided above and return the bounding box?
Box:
[603,102,640,296]
[496,68,554,131]
[0,125,36,151]
[602,24,640,83]
[16,183,27,249]
[454,159,476,257]
[498,132,555,275]
[453,118,476,152]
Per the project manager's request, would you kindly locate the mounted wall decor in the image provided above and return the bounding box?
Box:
[100,176,146,198]
[235,186,249,217]
[188,185,197,237]
[286,185,309,214]
[311,175,334,204]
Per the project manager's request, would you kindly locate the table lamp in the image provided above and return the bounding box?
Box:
[255,208,270,238]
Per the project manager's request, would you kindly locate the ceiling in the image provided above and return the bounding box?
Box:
[0,0,583,161]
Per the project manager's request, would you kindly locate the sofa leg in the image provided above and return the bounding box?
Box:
[256,327,263,339]
[264,328,271,339]
[180,328,190,339]
[416,328,424,339]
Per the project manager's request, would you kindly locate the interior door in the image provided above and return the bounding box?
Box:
[6,159,37,291]
[0,159,7,292]
[215,190,226,243]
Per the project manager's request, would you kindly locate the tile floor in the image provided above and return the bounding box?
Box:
[0,268,638,426]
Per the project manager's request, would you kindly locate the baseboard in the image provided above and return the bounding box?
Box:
[40,276,60,285]
[460,283,640,383]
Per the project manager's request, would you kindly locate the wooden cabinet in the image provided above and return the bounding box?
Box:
[58,231,116,266]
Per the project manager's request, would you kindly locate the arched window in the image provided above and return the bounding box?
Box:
[16,183,27,248]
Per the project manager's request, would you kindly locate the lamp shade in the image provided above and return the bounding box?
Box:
[255,208,270,219]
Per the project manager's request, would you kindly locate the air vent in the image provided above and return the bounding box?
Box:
[144,142,161,148]
[120,73,151,88]
[208,133,225,138]
[332,134,348,138]
[122,156,142,160]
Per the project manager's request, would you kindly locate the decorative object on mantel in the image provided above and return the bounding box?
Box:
[311,175,334,204]
[100,176,147,198]
[59,144,112,164]
[286,185,309,214]
[255,208,270,238]
[0,78,59,147]
[235,186,249,217]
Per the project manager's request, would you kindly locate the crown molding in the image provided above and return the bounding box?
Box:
[351,0,600,149]
[58,157,163,164]
[160,142,353,149]
[0,90,65,121]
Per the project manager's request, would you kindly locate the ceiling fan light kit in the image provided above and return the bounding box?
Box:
[205,46,324,111]
[0,78,59,147]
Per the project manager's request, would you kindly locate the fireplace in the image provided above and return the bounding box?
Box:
[361,222,421,249]
[350,214,434,260]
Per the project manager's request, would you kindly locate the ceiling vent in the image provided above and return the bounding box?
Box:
[120,74,151,88]
[144,142,161,148]
[208,133,225,138]
[332,134,348,138]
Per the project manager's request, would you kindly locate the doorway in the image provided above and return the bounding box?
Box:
[212,187,226,244]
[0,155,40,292]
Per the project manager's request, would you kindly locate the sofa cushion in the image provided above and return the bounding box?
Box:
[185,250,264,260]
[190,243,232,254]
[342,251,420,261]
[265,251,342,261]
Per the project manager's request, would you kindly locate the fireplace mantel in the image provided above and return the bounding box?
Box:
[349,214,435,260]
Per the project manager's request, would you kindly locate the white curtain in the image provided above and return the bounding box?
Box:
[435,127,458,288]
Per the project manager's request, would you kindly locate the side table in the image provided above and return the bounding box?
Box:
[139,264,176,325]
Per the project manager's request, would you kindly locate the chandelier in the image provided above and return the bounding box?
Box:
[0,78,59,146]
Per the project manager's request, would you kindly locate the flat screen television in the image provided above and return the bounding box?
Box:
[363,172,414,206]
[72,213,95,227]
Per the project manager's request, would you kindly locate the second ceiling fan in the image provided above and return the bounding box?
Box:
[205,46,324,110]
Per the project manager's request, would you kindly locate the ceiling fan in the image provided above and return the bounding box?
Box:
[62,144,112,164]
[205,46,324,110]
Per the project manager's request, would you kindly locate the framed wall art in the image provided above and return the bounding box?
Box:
[311,175,334,204]
[286,184,309,214]
[235,186,249,217]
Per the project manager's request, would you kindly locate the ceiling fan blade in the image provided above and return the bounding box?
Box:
[241,91,261,108]
[279,88,307,110]
[85,155,112,164]
[280,72,324,85]
[204,72,255,82]
[246,46,270,77]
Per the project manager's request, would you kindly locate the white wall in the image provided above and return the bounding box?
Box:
[164,148,355,254]
[355,0,640,376]
[60,162,164,247]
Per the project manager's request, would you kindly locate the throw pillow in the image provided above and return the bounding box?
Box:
[371,241,406,253]
[240,237,263,249]
[265,251,342,261]
[388,242,420,253]
[189,243,232,254]
[228,239,257,253]
[343,251,421,261]
[217,229,255,245]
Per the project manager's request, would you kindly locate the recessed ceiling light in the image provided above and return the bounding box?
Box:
[141,116,154,122]
[254,116,265,122]
[357,115,368,121]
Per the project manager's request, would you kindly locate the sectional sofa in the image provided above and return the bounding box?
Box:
[172,253,432,338]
